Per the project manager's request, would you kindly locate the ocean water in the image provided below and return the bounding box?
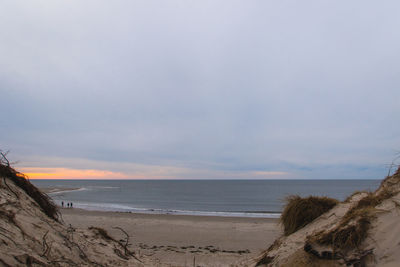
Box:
[31,179,381,218]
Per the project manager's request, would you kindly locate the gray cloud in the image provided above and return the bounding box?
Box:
[1,1,400,179]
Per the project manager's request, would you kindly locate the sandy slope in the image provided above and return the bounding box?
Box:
[256,169,400,267]
[0,175,153,266]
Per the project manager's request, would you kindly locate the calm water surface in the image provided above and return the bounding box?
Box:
[31,179,381,218]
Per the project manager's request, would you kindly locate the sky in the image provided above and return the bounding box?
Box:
[1,1,400,179]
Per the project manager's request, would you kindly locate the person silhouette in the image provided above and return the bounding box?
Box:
[67,202,70,208]
[61,201,64,208]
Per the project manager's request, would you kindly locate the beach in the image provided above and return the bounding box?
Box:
[60,208,281,266]
[2,169,397,267]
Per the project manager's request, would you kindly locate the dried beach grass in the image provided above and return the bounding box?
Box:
[313,207,374,251]
[88,227,115,241]
[280,195,339,236]
[311,179,396,251]
[0,151,59,221]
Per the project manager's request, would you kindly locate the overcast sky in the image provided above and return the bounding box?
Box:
[1,1,400,179]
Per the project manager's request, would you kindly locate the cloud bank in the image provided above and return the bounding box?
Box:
[1,1,400,179]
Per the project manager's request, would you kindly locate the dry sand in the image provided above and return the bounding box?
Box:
[60,208,281,266]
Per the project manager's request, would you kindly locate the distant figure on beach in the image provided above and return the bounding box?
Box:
[71,202,73,208]
[67,202,70,208]
[61,201,64,208]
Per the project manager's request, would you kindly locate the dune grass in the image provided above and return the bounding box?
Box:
[313,207,374,251]
[280,195,339,236]
[343,190,369,202]
[312,180,397,251]
[0,153,59,221]
[258,167,400,265]
[348,188,394,214]
[88,226,115,241]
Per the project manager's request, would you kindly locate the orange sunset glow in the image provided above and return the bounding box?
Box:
[20,167,129,180]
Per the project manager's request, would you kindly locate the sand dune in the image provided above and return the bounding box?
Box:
[256,168,400,267]
[0,165,152,266]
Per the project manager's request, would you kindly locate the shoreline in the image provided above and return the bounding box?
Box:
[60,207,280,222]
[61,208,281,266]
[42,186,281,218]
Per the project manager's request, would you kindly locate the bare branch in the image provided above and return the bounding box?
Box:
[0,150,10,167]
[40,231,50,257]
[112,226,142,263]
[113,226,130,255]
[387,152,400,177]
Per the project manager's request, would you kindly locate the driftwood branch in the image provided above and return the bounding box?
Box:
[113,226,130,255]
[113,248,129,260]
[0,151,19,199]
[67,224,75,242]
[2,176,18,199]
[41,231,51,257]
[112,226,142,263]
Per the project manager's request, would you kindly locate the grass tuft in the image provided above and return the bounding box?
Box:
[343,190,369,203]
[0,159,59,221]
[255,256,274,266]
[314,208,374,251]
[280,195,339,236]
[352,188,393,211]
[89,227,115,241]
[310,184,394,251]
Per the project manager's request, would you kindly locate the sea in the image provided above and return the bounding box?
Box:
[31,179,381,218]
